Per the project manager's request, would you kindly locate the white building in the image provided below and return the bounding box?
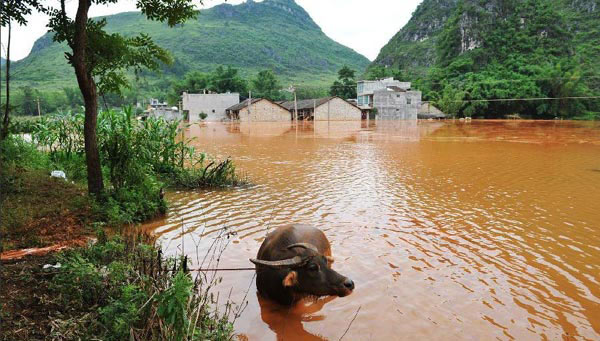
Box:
[357,78,421,120]
[182,92,240,122]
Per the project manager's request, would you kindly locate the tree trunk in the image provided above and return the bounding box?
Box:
[1,21,11,140]
[73,0,104,195]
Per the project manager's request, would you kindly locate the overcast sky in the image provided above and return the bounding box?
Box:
[4,0,422,61]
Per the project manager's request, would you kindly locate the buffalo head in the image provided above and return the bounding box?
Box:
[251,242,354,300]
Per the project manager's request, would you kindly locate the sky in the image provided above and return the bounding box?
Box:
[3,0,422,62]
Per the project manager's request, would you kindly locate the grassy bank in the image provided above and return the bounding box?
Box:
[0,111,243,340]
[1,234,235,340]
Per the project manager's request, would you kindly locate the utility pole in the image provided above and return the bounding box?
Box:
[313,99,316,121]
[294,89,298,122]
[178,100,183,121]
[248,90,252,121]
[36,97,41,117]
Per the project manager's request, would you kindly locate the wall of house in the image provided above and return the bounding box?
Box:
[182,93,240,122]
[148,109,183,121]
[314,97,362,121]
[357,79,412,96]
[238,100,291,122]
[373,90,421,120]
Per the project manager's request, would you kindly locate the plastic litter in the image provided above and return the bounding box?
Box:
[50,170,66,179]
[43,263,62,269]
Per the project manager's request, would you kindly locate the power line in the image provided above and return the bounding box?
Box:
[448,96,600,103]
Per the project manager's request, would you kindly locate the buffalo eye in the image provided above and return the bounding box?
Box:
[307,263,319,272]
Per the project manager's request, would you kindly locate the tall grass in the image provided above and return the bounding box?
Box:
[28,107,243,224]
[49,233,235,340]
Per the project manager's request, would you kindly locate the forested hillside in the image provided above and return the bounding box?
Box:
[371,0,600,119]
[10,0,368,94]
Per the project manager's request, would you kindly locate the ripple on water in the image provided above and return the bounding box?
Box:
[144,121,600,341]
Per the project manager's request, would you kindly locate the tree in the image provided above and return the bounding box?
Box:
[44,0,199,195]
[168,71,210,104]
[64,87,84,109]
[366,65,389,80]
[329,66,357,99]
[209,66,247,94]
[1,19,11,140]
[21,86,37,115]
[251,70,281,100]
[0,0,44,139]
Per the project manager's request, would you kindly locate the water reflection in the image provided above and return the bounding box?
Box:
[257,295,336,341]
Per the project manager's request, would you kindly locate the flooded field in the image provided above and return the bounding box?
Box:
[144,120,600,340]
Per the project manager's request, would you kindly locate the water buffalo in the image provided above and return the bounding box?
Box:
[250,224,354,305]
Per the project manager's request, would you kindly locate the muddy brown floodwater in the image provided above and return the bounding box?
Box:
[143,120,600,340]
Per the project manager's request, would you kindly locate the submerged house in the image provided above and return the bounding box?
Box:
[418,102,446,119]
[144,98,183,121]
[357,78,421,120]
[280,97,362,121]
[182,92,240,122]
[226,98,291,122]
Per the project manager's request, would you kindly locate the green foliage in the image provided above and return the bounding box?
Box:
[10,1,370,94]
[0,135,49,170]
[52,254,105,309]
[198,112,208,120]
[48,236,235,340]
[251,69,281,100]
[49,16,173,95]
[370,0,600,119]
[157,271,193,341]
[30,107,242,224]
[99,282,149,340]
[295,86,328,100]
[168,71,210,104]
[7,115,41,134]
[210,66,248,94]
[330,66,357,99]
[0,0,44,26]
[172,158,243,189]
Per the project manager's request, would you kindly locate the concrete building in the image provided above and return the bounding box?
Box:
[227,98,291,122]
[147,107,183,121]
[144,99,183,121]
[182,92,240,122]
[280,97,362,121]
[357,78,421,120]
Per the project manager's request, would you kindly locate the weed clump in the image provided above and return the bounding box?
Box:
[48,235,234,340]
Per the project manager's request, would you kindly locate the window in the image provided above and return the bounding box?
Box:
[407,98,412,105]
[212,109,215,113]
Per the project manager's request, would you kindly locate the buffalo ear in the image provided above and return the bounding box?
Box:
[282,271,298,287]
[325,256,335,266]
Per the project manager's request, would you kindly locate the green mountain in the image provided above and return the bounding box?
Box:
[370,0,600,119]
[371,0,457,75]
[12,0,369,91]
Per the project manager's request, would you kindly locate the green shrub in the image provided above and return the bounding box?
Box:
[27,107,243,224]
[52,254,105,309]
[157,271,194,341]
[99,284,149,341]
[0,135,49,170]
[97,176,167,225]
[48,236,235,340]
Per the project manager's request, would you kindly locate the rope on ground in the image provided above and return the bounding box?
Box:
[339,305,361,341]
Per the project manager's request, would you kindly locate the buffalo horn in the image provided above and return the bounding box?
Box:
[287,243,319,253]
[249,256,305,268]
